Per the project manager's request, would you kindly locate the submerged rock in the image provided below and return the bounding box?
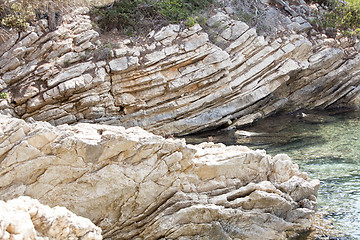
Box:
[0,115,319,239]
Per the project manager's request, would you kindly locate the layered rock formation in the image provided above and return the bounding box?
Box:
[0,1,359,136]
[0,115,319,239]
[0,196,102,240]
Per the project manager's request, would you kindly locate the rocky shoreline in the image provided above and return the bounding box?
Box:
[0,115,319,239]
[0,0,359,136]
[0,0,359,238]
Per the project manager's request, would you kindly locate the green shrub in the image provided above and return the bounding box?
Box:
[90,0,214,35]
[0,92,8,99]
[184,16,197,28]
[157,0,188,21]
[311,0,360,36]
[0,0,37,30]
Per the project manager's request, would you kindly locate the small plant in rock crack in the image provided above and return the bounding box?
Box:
[0,92,9,99]
[184,16,197,27]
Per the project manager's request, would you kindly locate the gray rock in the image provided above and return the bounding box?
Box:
[292,16,307,24]
[47,62,95,87]
[13,84,40,104]
[288,22,301,32]
[286,208,314,222]
[109,56,139,72]
[207,12,230,27]
[154,24,180,41]
[54,114,77,125]
[0,58,20,74]
[279,176,320,202]
[184,33,209,52]
[0,32,18,56]
[225,7,235,15]
[354,40,360,51]
[298,22,313,32]
[73,30,99,45]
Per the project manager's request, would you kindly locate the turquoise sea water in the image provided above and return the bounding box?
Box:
[185,110,360,239]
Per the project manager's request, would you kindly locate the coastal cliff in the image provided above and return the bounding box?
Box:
[0,0,359,136]
[0,0,357,238]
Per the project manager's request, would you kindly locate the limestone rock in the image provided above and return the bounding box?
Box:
[0,115,319,239]
[0,196,102,240]
[109,56,139,72]
[0,1,359,136]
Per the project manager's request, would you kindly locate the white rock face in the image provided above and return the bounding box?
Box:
[0,196,102,240]
[0,115,319,239]
[0,3,359,135]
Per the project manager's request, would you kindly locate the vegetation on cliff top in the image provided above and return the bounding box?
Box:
[0,0,38,31]
[90,0,360,37]
[2,0,360,37]
[0,0,85,36]
[90,0,214,35]
[309,0,360,36]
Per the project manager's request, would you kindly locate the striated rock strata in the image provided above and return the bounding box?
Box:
[0,2,360,135]
[0,196,102,240]
[0,115,319,239]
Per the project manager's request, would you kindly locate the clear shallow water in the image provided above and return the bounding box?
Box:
[185,110,360,239]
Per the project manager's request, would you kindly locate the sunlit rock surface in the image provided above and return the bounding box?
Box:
[0,0,359,136]
[0,2,360,135]
[0,196,102,240]
[0,115,319,239]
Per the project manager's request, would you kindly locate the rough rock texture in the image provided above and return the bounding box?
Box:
[0,2,359,136]
[0,196,102,240]
[0,115,319,239]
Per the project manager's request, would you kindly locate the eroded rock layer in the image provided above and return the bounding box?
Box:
[0,2,360,135]
[0,196,102,240]
[0,115,319,239]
